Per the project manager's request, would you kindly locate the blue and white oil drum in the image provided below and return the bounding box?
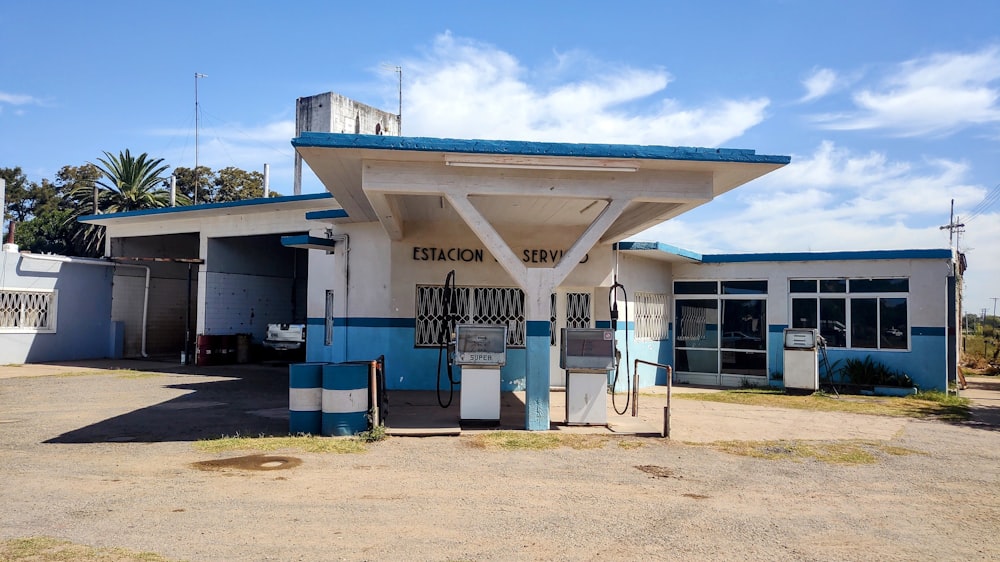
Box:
[288,363,324,435]
[321,363,370,436]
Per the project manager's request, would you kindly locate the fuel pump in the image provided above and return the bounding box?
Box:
[453,323,507,425]
[609,246,631,415]
[436,270,460,408]
[561,327,615,425]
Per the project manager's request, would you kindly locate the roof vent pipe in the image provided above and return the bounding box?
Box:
[169,175,177,207]
[0,177,6,233]
[263,163,270,198]
[2,220,17,254]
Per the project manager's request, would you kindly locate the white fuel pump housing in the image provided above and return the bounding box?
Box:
[453,324,507,425]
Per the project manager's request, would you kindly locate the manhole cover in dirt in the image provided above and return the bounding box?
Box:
[192,454,302,472]
[635,465,676,478]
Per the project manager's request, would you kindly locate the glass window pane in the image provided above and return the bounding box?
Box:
[850,278,909,293]
[880,297,908,349]
[789,279,817,293]
[675,299,718,348]
[674,281,718,295]
[721,280,767,295]
[851,298,878,348]
[721,299,766,350]
[820,279,847,293]
[721,350,767,377]
[675,348,718,374]
[792,298,817,329]
[820,298,846,347]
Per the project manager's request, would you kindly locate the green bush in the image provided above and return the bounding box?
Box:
[839,356,914,387]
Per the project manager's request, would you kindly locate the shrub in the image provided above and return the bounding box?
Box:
[839,356,914,387]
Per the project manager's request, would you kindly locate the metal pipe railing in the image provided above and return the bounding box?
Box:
[633,359,673,438]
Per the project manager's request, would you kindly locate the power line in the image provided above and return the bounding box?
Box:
[965,183,1000,223]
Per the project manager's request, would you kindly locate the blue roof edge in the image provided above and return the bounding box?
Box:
[292,133,791,165]
[616,241,704,261]
[79,192,334,222]
[616,243,953,263]
[701,249,954,263]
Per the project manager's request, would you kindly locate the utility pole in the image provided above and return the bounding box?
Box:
[195,72,207,205]
[939,199,965,248]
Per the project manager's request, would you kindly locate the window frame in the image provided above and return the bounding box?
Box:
[0,287,59,334]
[415,284,525,348]
[788,277,910,351]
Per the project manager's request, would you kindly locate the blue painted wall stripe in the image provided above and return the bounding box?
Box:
[526,321,550,336]
[912,326,946,336]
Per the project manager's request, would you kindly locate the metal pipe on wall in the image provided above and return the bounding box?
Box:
[24,254,151,358]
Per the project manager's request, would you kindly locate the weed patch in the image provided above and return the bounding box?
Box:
[467,431,609,451]
[675,389,971,421]
[706,439,922,464]
[195,434,368,454]
[0,536,174,561]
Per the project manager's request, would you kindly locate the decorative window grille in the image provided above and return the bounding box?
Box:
[635,292,669,340]
[550,292,592,345]
[415,285,523,347]
[0,289,57,332]
[678,304,707,342]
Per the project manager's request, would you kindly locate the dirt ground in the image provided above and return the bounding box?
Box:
[1,362,998,561]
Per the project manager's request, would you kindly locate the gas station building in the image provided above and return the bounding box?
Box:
[78,133,960,431]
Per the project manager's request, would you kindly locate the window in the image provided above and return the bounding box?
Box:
[790,278,908,350]
[674,280,767,378]
[550,292,592,345]
[415,285,524,347]
[635,292,669,341]
[0,289,58,333]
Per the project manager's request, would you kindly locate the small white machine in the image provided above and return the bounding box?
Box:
[560,328,616,425]
[783,328,819,391]
[453,324,507,425]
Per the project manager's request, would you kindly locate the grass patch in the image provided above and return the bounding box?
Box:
[675,389,971,421]
[707,439,922,464]
[617,439,646,450]
[0,536,176,561]
[466,431,609,451]
[195,434,368,454]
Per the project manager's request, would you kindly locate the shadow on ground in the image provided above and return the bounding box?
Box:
[45,362,291,444]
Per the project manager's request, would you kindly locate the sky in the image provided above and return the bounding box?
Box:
[1,0,998,314]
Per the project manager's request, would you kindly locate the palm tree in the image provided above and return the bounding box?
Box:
[67,150,179,256]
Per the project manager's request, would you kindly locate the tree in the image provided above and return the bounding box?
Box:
[170,166,216,205]
[215,166,265,202]
[1,166,33,223]
[66,150,176,256]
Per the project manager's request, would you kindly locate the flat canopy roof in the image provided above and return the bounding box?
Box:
[293,133,790,243]
[79,193,339,227]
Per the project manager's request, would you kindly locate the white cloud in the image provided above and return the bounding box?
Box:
[813,46,1000,135]
[634,141,998,308]
[799,68,838,102]
[401,32,769,146]
[0,91,37,105]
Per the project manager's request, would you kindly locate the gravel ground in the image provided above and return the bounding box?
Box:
[1,366,998,561]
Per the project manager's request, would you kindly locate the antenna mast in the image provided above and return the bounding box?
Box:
[195,72,207,204]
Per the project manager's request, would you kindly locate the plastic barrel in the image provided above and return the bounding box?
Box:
[288,363,324,435]
[321,363,370,436]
